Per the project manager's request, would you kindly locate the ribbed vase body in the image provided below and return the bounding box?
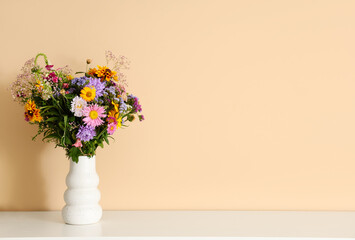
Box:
[62,156,102,225]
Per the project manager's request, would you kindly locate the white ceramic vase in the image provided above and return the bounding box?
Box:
[62,155,102,225]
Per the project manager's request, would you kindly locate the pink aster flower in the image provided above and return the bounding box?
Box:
[72,138,83,148]
[107,123,117,135]
[82,104,106,127]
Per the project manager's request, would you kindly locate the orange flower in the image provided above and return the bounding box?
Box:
[87,68,98,78]
[24,100,42,122]
[95,66,118,81]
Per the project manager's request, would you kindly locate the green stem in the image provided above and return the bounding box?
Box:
[34,53,49,67]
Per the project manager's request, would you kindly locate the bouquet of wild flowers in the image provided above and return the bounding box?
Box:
[10,51,144,163]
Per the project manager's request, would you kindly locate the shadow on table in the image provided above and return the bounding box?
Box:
[0,83,47,211]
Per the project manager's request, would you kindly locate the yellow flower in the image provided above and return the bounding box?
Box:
[35,80,43,93]
[108,109,122,129]
[96,65,117,81]
[80,87,96,102]
[117,117,122,128]
[111,101,119,112]
[108,109,119,120]
[67,75,73,81]
[24,100,42,122]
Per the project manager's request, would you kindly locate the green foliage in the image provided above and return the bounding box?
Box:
[35,94,109,163]
[18,52,144,163]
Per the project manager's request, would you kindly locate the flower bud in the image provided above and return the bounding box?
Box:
[86,59,92,64]
[127,115,135,122]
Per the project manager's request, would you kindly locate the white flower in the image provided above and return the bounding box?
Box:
[71,96,87,117]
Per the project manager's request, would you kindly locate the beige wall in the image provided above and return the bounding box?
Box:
[1,0,355,211]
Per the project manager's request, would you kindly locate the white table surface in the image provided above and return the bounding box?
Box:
[1,211,355,239]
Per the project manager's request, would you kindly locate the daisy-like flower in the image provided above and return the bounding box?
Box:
[24,99,42,122]
[76,125,96,142]
[107,123,117,135]
[80,86,96,102]
[96,65,118,81]
[82,104,106,127]
[70,96,87,117]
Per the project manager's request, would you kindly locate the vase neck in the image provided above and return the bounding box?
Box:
[70,156,96,171]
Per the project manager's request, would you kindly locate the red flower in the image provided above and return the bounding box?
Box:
[45,65,54,71]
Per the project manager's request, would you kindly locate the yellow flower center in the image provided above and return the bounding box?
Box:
[86,92,92,97]
[89,110,98,119]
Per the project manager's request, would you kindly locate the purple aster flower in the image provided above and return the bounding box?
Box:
[104,86,116,96]
[76,125,96,142]
[119,97,127,113]
[71,76,89,86]
[139,115,145,121]
[86,77,105,100]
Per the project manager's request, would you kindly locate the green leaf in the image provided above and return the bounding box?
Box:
[104,135,109,145]
[59,122,65,130]
[96,127,106,140]
[68,147,81,163]
[65,135,72,145]
[64,115,68,129]
[42,133,59,142]
[44,110,60,116]
[46,117,60,122]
